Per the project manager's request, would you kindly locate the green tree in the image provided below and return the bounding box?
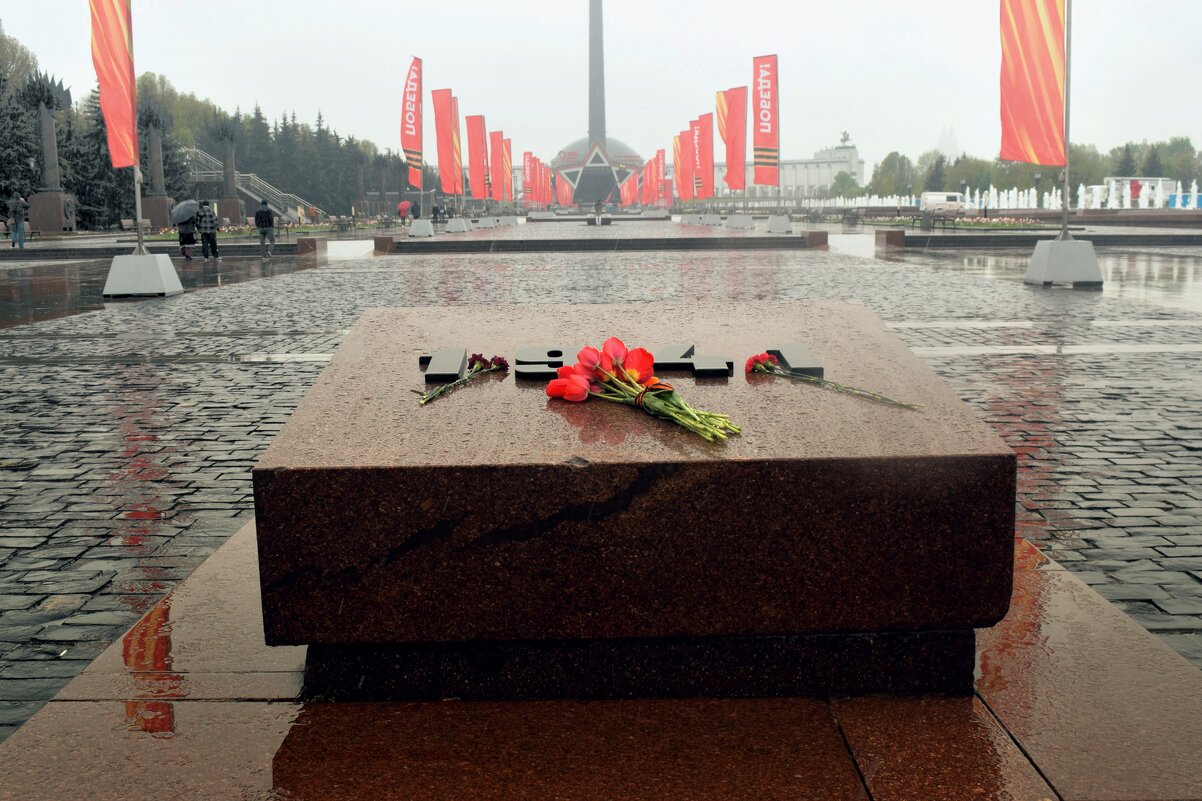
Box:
[945,156,995,195]
[828,170,860,197]
[63,90,134,229]
[0,73,37,197]
[1115,144,1136,176]
[1068,143,1107,186]
[0,20,38,96]
[868,151,918,196]
[1142,146,1163,178]
[923,154,947,191]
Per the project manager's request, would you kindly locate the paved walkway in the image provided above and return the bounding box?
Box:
[2,242,1201,740]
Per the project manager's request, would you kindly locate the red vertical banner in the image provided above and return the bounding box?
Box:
[466,115,489,200]
[543,164,552,207]
[532,157,542,207]
[1000,0,1066,165]
[678,129,695,201]
[89,0,138,168]
[400,57,423,188]
[502,139,513,201]
[432,89,456,193]
[556,171,574,206]
[656,149,667,206]
[489,131,505,202]
[694,112,714,199]
[752,54,779,186]
[620,172,638,207]
[641,162,653,205]
[451,96,464,195]
[716,86,747,191]
[523,151,533,206]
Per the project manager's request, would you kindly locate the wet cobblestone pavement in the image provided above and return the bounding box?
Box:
[2,239,1202,740]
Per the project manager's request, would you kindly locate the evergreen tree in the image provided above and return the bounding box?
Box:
[63,90,133,228]
[1115,144,1136,176]
[923,155,947,191]
[0,74,38,198]
[1142,146,1163,178]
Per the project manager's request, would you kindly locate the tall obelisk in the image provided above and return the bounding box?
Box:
[589,0,605,149]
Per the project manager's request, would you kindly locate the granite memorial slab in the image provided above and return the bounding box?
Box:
[252,301,1015,699]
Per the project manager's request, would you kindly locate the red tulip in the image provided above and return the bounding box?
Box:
[623,347,656,386]
[577,346,601,370]
[602,337,627,366]
[546,374,590,402]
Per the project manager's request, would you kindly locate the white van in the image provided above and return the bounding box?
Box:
[919,192,966,214]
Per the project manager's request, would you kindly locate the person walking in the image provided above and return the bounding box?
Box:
[254,199,275,259]
[196,200,221,261]
[10,195,29,249]
[176,208,197,261]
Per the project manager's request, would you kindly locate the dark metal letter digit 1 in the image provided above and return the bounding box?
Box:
[768,343,824,378]
[419,348,467,384]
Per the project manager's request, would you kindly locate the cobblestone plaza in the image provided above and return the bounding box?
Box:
[2,233,1202,740]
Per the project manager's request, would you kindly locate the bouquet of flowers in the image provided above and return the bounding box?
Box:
[547,337,740,442]
[745,352,921,410]
[414,353,509,406]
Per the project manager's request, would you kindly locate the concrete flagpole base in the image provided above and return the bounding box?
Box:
[1023,239,1103,287]
[726,214,755,229]
[476,217,497,229]
[700,214,723,226]
[679,214,702,225]
[408,219,435,237]
[767,215,793,234]
[445,218,472,233]
[101,254,184,298]
[498,216,518,226]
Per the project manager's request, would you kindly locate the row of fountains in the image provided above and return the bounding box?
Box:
[816,179,1202,212]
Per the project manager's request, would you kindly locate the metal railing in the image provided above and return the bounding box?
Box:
[181,148,327,221]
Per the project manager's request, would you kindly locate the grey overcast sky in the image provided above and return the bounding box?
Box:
[3,1,1200,171]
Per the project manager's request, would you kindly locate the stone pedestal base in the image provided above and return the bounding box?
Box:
[700,214,723,226]
[726,214,755,229]
[408,219,435,237]
[101,254,183,298]
[1023,239,1104,287]
[296,237,329,257]
[476,217,497,229]
[876,229,905,251]
[766,215,792,233]
[679,213,702,224]
[28,191,77,233]
[142,195,175,230]
[498,216,518,226]
[302,630,975,701]
[218,197,245,226]
[445,218,472,233]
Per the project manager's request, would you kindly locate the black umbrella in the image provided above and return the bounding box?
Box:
[169,199,200,224]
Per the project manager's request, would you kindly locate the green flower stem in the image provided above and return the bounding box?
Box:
[413,365,504,406]
[762,365,921,410]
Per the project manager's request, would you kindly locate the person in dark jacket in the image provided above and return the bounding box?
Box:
[196,200,220,261]
[177,209,197,261]
[254,200,275,259]
[9,195,29,249]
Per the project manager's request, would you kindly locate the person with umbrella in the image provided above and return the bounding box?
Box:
[196,200,221,261]
[397,199,411,225]
[170,199,200,262]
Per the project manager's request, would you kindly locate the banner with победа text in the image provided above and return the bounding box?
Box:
[752,54,778,186]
